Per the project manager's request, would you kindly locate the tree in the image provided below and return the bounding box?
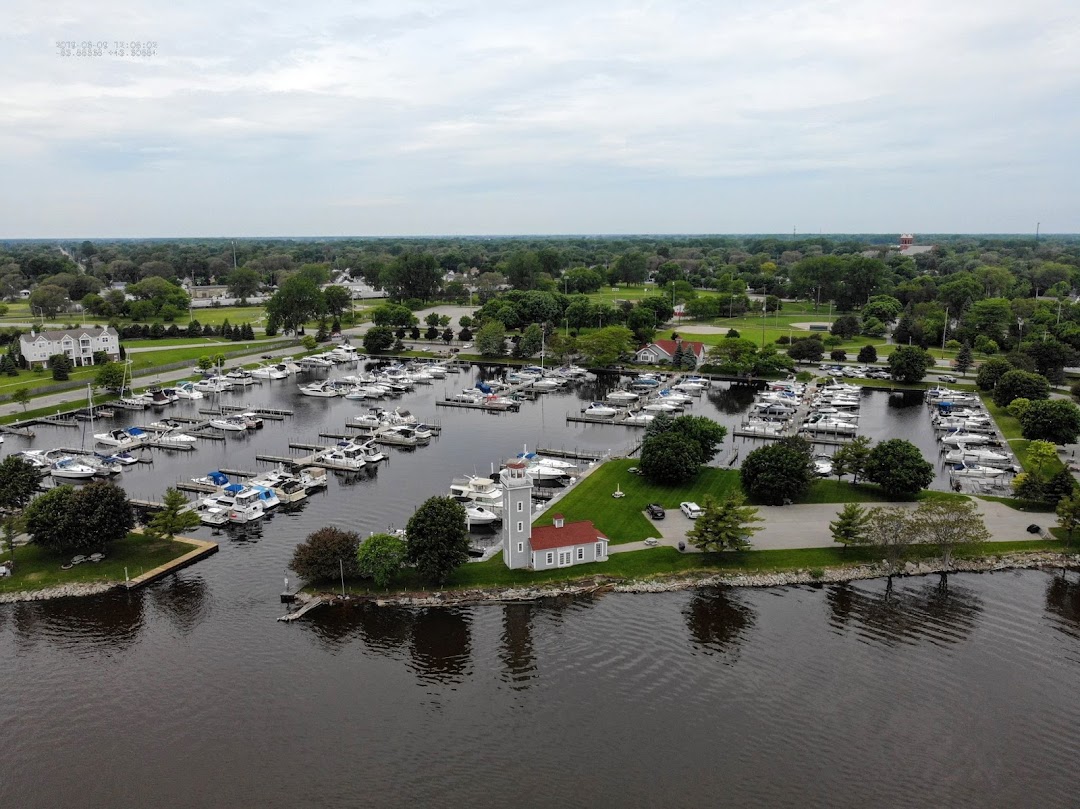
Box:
[992,369,1050,408]
[290,527,362,583]
[787,338,824,364]
[1057,494,1080,544]
[406,496,469,585]
[265,274,324,334]
[301,334,318,351]
[865,439,933,498]
[687,493,762,553]
[888,345,934,383]
[1026,440,1059,482]
[975,357,1013,391]
[26,481,132,553]
[29,284,69,317]
[955,343,974,376]
[49,353,72,381]
[863,295,903,324]
[640,431,703,484]
[0,455,42,514]
[505,251,542,290]
[1019,399,1080,445]
[857,344,878,364]
[830,314,860,339]
[867,506,915,568]
[831,435,873,483]
[12,388,30,413]
[668,415,727,462]
[95,361,126,390]
[614,251,648,285]
[384,251,441,301]
[322,285,352,319]
[146,488,200,539]
[1006,398,1032,421]
[370,303,417,327]
[225,267,262,301]
[356,532,407,588]
[576,326,634,366]
[25,485,78,552]
[626,306,657,343]
[829,503,872,549]
[514,323,543,358]
[911,499,990,567]
[476,320,507,356]
[740,441,815,505]
[830,349,847,362]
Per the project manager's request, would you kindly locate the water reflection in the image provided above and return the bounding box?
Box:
[684,587,756,656]
[500,604,536,688]
[10,591,145,653]
[707,384,758,415]
[409,608,472,684]
[826,576,983,647]
[148,575,210,634]
[1045,573,1080,639]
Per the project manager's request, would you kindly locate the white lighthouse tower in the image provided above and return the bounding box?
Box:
[500,460,533,569]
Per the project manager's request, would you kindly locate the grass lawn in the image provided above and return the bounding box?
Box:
[531,460,960,545]
[981,395,1065,476]
[330,537,1070,595]
[0,533,193,594]
[124,335,277,348]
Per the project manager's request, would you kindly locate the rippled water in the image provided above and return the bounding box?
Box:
[1,370,1069,807]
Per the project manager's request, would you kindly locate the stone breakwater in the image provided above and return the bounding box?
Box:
[327,552,1080,608]
[0,581,115,604]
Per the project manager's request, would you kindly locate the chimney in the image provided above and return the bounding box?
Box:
[553,514,564,528]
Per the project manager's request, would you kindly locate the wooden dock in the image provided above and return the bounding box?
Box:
[436,398,520,412]
[535,446,606,461]
[278,595,327,622]
[121,535,219,590]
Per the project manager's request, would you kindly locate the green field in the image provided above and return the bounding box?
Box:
[981,395,1065,476]
[0,533,193,594]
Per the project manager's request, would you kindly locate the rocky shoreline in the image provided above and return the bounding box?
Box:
[0,581,116,604]
[315,551,1080,608]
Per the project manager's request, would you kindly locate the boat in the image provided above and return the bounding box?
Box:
[950,462,1007,479]
[517,448,577,471]
[155,429,199,444]
[194,376,233,393]
[624,410,656,425]
[147,388,175,406]
[219,486,265,524]
[353,410,385,428]
[100,450,139,466]
[316,445,368,470]
[801,417,858,435]
[192,470,230,488]
[239,412,264,429]
[175,382,205,400]
[298,380,339,398]
[255,465,309,503]
[210,415,249,432]
[298,466,329,492]
[301,356,333,369]
[940,430,994,446]
[813,454,834,476]
[943,446,1013,467]
[630,375,662,390]
[449,476,504,510]
[739,421,784,436]
[94,427,148,448]
[582,402,617,418]
[465,504,500,527]
[225,369,257,386]
[448,389,484,403]
[250,484,281,510]
[642,401,679,413]
[194,497,229,526]
[251,362,288,380]
[606,390,639,403]
[656,389,693,405]
[50,456,97,480]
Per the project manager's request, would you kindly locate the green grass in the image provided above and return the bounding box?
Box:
[124,335,276,348]
[0,533,193,594]
[330,537,1070,595]
[981,395,1065,476]
[976,495,1056,513]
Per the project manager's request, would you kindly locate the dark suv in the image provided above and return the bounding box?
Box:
[646,503,666,519]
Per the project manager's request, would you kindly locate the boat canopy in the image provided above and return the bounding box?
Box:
[205,471,229,486]
[224,483,244,494]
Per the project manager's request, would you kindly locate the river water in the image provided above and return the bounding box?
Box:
[2,368,1056,808]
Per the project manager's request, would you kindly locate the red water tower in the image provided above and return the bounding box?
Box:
[899,234,914,249]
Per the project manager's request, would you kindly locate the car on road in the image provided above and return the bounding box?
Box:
[460,343,473,351]
[680,501,703,519]
[646,503,666,519]
[939,374,957,383]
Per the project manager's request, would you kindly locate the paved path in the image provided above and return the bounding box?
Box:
[609,499,1049,554]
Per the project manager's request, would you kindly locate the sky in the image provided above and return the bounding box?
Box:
[1,0,1078,237]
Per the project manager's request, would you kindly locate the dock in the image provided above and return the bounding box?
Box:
[121,535,219,590]
[535,446,606,462]
[436,398,520,412]
[0,423,35,437]
[278,595,327,622]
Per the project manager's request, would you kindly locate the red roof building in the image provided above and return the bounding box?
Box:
[635,339,706,367]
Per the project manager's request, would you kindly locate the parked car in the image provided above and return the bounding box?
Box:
[646,503,666,519]
[939,374,957,383]
[680,502,703,519]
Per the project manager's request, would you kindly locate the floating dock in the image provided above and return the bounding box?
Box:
[121,535,219,590]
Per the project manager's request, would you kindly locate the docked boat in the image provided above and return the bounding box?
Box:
[50,456,97,480]
[642,401,679,413]
[630,375,662,390]
[94,427,148,448]
[449,476,504,510]
[299,380,339,398]
[219,486,266,524]
[192,470,230,488]
[316,444,368,470]
[298,466,329,492]
[239,412,264,429]
[656,389,693,405]
[146,388,176,406]
[606,390,639,403]
[251,362,288,380]
[801,417,858,435]
[582,402,617,418]
[624,410,656,425]
[195,497,229,526]
[250,484,281,510]
[175,382,205,400]
[225,369,257,386]
[210,415,249,432]
[517,449,577,472]
[99,450,139,466]
[949,462,1007,479]
[465,505,500,527]
[940,430,994,446]
[301,356,333,369]
[943,446,1012,467]
[194,376,234,393]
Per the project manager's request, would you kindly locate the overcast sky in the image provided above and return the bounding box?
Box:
[2,0,1078,237]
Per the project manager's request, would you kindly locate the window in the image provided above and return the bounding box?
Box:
[517,501,523,513]
[545,552,554,565]
[595,542,604,557]
[517,521,523,533]
[576,547,584,560]
[558,551,572,566]
[517,542,523,553]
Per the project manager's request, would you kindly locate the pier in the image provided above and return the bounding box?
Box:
[121,535,219,590]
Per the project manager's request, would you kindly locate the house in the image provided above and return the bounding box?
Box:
[500,461,609,570]
[19,326,120,369]
[634,339,706,367]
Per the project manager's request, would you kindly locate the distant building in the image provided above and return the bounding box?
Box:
[19,326,120,369]
[635,339,706,367]
[500,461,609,570]
[186,284,230,300]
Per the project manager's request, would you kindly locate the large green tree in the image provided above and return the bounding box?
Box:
[356,532,407,588]
[475,320,507,356]
[1019,399,1080,445]
[740,439,815,505]
[888,345,934,383]
[864,439,933,498]
[975,357,1013,391]
[687,493,762,552]
[384,251,441,301]
[290,526,362,582]
[363,325,395,354]
[576,326,634,366]
[406,496,469,585]
[0,455,42,514]
[226,267,263,301]
[831,435,873,483]
[911,499,990,567]
[322,285,352,319]
[640,431,702,484]
[26,481,133,553]
[829,502,872,548]
[146,488,201,539]
[95,361,126,390]
[992,369,1050,408]
[266,274,324,334]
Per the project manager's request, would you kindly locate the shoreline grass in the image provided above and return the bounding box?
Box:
[0,533,194,594]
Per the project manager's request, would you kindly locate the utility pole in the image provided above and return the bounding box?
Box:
[941,306,949,352]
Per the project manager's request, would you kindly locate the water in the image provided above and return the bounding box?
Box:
[3,369,1065,808]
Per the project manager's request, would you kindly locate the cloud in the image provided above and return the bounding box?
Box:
[0,0,1077,235]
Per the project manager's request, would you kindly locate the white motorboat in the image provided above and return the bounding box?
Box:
[255,465,309,504]
[517,449,577,471]
[801,417,858,435]
[940,430,994,446]
[94,427,148,448]
[251,362,288,380]
[343,387,367,400]
[642,401,679,413]
[448,389,484,403]
[175,382,204,400]
[100,451,139,466]
[301,356,334,369]
[624,410,656,425]
[582,402,617,417]
[606,390,639,403]
[934,416,993,430]
[192,470,230,488]
[299,380,339,397]
[50,456,97,480]
[239,412,264,429]
[210,415,249,432]
[221,487,266,524]
[630,375,662,390]
[813,454,834,476]
[450,476,504,510]
[316,445,368,470]
[950,462,1007,479]
[156,430,199,444]
[353,411,384,429]
[466,505,500,527]
[672,380,706,393]
[194,376,234,393]
[298,466,329,492]
[944,446,1012,466]
[740,421,784,436]
[657,389,694,405]
[195,497,229,526]
[225,369,257,386]
[250,484,281,510]
[530,378,561,391]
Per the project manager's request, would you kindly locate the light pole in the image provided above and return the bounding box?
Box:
[761,299,767,348]
[941,306,949,353]
[1017,317,1025,342]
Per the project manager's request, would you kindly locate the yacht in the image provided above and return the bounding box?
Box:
[316,444,368,470]
[642,401,679,413]
[251,362,288,380]
[624,410,656,425]
[194,376,234,393]
[656,389,694,405]
[448,389,484,403]
[195,497,229,526]
[449,476,504,510]
[517,450,577,472]
[298,380,339,398]
[239,412,264,429]
[465,505,500,527]
[255,466,308,504]
[175,382,204,400]
[250,484,281,510]
[219,486,265,524]
[630,375,662,390]
[99,450,139,466]
[193,470,230,488]
[940,430,994,446]
[155,429,199,444]
[353,410,385,428]
[740,421,784,436]
[225,369,257,386]
[147,388,176,406]
[801,417,858,435]
[301,356,334,369]
[949,462,1007,479]
[94,427,148,448]
[210,414,249,432]
[298,466,329,492]
[943,446,1013,467]
[50,456,97,480]
[606,390,639,403]
[582,402,618,418]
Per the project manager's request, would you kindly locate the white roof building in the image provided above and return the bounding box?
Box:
[19,326,120,368]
